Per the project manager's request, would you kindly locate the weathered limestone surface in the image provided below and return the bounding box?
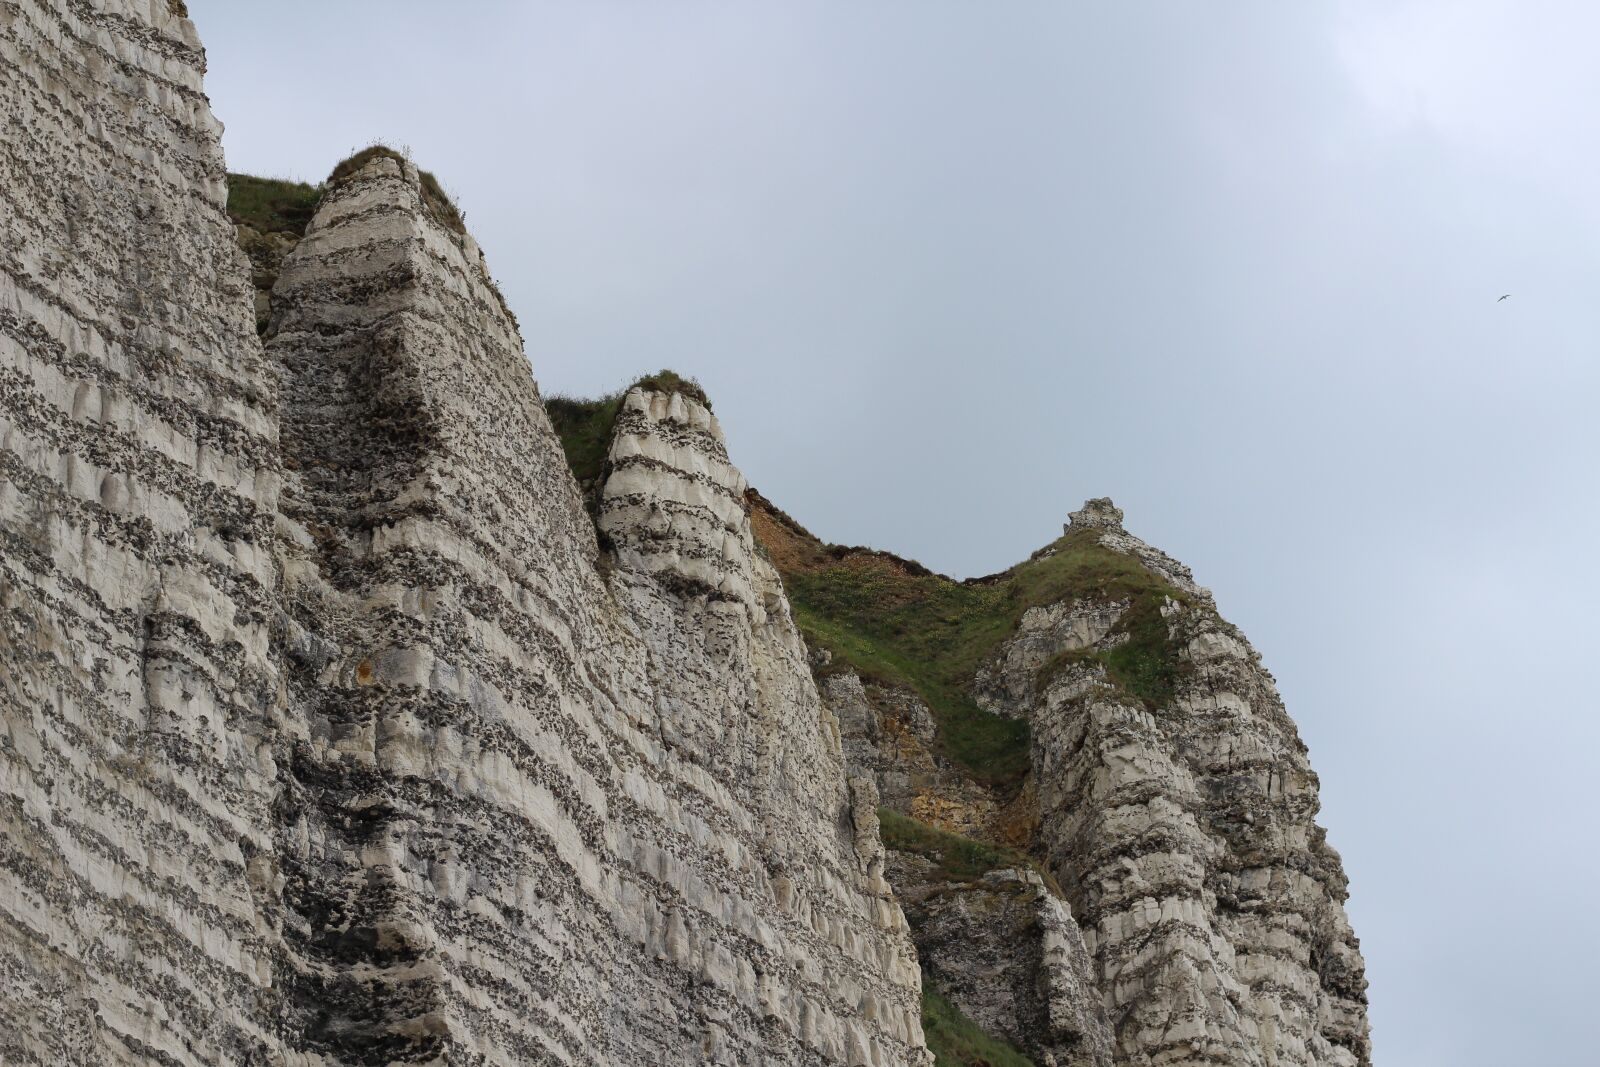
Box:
[988,502,1371,1067]
[822,666,1112,1067]
[887,854,1114,1067]
[0,2,285,1062]
[822,670,1000,837]
[973,599,1125,723]
[1,4,931,1064]
[599,386,764,615]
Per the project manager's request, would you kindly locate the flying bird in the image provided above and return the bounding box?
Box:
[1498,294,1510,301]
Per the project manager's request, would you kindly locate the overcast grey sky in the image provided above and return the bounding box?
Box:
[196,3,1599,1062]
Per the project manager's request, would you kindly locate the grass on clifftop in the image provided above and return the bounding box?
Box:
[327,144,465,234]
[630,369,712,410]
[922,988,1036,1067]
[544,370,713,504]
[226,174,322,236]
[776,523,1187,790]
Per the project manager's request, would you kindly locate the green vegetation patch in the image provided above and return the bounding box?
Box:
[327,144,465,234]
[545,391,624,493]
[797,591,1031,789]
[784,527,1187,789]
[226,174,322,237]
[921,987,1036,1067]
[878,808,1057,891]
[1034,584,1186,708]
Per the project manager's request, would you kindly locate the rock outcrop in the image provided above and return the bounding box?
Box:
[753,489,1369,1067]
[997,505,1370,1067]
[1,4,928,1064]
[0,4,1369,1066]
[886,852,1114,1067]
[824,670,1002,837]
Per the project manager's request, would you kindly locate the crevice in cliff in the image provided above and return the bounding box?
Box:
[228,173,321,334]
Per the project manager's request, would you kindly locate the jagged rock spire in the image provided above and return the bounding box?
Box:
[1067,496,1126,531]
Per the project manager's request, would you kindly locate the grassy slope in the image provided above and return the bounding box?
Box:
[226,174,322,236]
[922,988,1037,1067]
[774,521,1188,791]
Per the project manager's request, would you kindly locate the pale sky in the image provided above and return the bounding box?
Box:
[196,3,1600,1063]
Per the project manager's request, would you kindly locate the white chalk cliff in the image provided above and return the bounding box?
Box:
[0,3,925,1063]
[987,501,1369,1066]
[0,3,1368,1066]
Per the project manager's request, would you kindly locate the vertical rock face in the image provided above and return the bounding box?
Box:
[888,855,1115,1067]
[1,5,1371,1066]
[993,504,1370,1067]
[824,671,1001,837]
[595,385,929,1064]
[1,4,931,1065]
[0,2,285,1062]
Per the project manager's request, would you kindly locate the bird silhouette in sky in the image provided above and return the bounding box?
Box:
[1498,294,1511,301]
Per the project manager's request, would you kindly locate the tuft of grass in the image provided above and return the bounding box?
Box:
[921,987,1036,1067]
[226,174,322,237]
[631,369,711,411]
[781,526,1187,790]
[327,144,465,234]
[878,808,1057,890]
[327,144,405,185]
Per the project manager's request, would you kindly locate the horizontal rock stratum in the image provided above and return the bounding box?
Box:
[0,3,1368,1065]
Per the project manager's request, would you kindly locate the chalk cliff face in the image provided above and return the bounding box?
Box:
[762,496,1369,1066]
[0,4,1368,1066]
[1,3,927,1064]
[1011,503,1369,1067]
[0,2,286,1061]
